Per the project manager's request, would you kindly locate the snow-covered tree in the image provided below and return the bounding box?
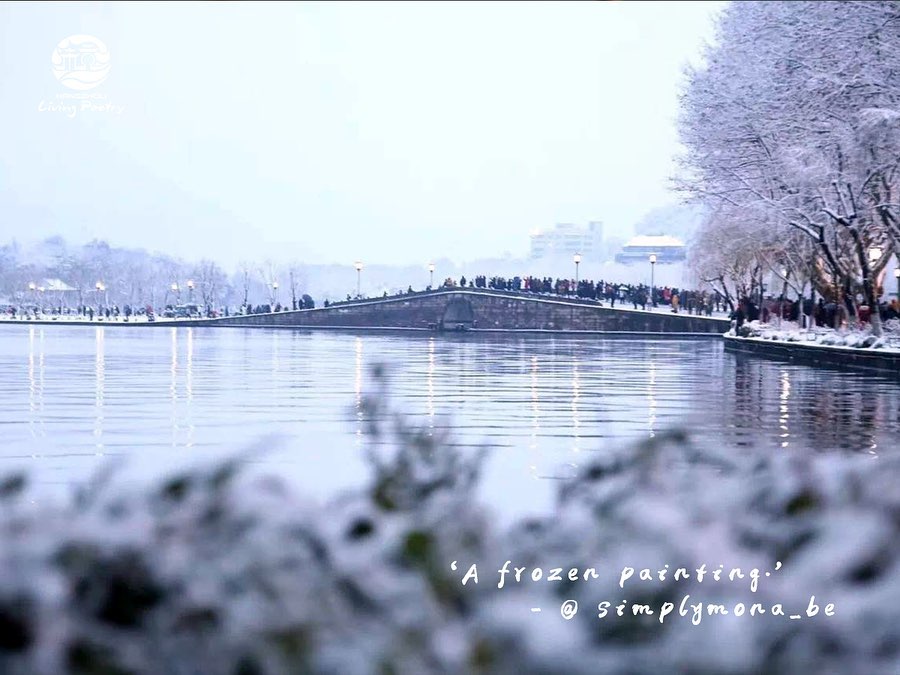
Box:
[286,261,306,310]
[192,259,228,309]
[679,0,900,334]
[257,260,280,306]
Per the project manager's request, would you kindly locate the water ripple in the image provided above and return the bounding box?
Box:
[0,326,896,514]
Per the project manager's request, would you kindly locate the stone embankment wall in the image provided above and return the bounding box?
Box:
[724,334,900,375]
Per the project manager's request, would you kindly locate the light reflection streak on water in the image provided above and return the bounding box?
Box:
[170,328,178,446]
[647,354,657,439]
[355,336,363,445]
[530,354,539,477]
[94,327,104,454]
[779,368,790,448]
[571,355,580,456]
[27,328,34,439]
[27,327,44,447]
[186,327,194,448]
[39,329,45,431]
[427,337,435,433]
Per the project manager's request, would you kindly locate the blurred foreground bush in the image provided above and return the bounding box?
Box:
[1,369,899,674]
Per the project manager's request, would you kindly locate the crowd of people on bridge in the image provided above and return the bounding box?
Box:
[422,274,728,316]
[319,273,731,317]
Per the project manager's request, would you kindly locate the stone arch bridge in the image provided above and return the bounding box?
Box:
[206,288,729,334]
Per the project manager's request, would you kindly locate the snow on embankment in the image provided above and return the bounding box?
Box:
[727,320,900,353]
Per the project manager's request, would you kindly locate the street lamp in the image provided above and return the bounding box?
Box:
[649,254,657,306]
[573,253,581,286]
[96,281,107,308]
[187,279,195,303]
[428,262,435,289]
[171,282,180,303]
[354,261,363,298]
[272,280,279,307]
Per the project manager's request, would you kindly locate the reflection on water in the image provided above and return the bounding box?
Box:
[427,337,435,428]
[186,327,194,448]
[647,356,657,439]
[779,368,790,448]
[95,328,104,454]
[724,352,899,457]
[571,356,580,455]
[28,327,45,447]
[354,336,363,447]
[529,355,540,479]
[170,327,178,447]
[1,327,899,515]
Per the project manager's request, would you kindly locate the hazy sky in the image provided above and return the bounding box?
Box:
[0,1,724,266]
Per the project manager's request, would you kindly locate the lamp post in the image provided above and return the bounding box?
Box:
[354,261,363,298]
[428,262,435,290]
[38,286,45,314]
[649,254,657,306]
[272,281,279,308]
[573,253,581,287]
[28,282,36,308]
[187,279,195,303]
[171,282,180,303]
[96,281,107,308]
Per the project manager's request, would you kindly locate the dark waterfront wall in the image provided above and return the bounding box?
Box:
[724,335,900,377]
[210,289,730,333]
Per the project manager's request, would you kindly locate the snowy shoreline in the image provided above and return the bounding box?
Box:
[724,321,900,374]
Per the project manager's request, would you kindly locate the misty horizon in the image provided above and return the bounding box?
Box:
[0,1,723,267]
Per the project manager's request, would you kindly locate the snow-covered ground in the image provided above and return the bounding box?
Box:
[599,303,730,320]
[726,319,900,352]
[0,314,194,324]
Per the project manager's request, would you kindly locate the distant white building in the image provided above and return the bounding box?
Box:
[615,235,686,264]
[41,278,77,292]
[529,221,604,260]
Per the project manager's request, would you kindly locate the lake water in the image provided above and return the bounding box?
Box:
[1,326,897,518]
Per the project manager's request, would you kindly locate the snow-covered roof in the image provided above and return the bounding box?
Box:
[623,235,685,248]
[41,278,77,292]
